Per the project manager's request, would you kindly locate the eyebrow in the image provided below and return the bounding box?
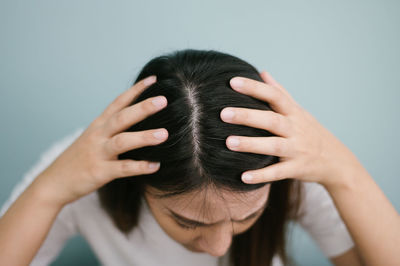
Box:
[167,201,268,227]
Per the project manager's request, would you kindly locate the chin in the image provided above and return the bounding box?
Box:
[183,244,203,253]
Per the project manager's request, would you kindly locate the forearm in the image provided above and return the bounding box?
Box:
[0,173,65,266]
[325,156,400,266]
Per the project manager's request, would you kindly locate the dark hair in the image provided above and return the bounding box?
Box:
[98,49,302,266]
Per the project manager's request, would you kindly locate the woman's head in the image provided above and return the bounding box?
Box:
[144,181,271,257]
[122,49,276,192]
[98,49,300,265]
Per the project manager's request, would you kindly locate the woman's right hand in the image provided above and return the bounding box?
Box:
[35,75,168,207]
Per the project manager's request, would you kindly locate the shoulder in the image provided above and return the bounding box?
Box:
[0,127,88,265]
[295,181,354,258]
[0,127,85,216]
[297,182,331,211]
[296,181,343,228]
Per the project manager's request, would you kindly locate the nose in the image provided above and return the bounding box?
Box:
[198,225,233,257]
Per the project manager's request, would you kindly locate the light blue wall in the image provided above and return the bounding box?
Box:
[1,0,399,265]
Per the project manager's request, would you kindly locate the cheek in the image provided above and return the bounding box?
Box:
[232,218,261,235]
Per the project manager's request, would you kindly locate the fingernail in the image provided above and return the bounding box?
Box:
[227,137,240,147]
[242,173,253,183]
[153,129,167,140]
[230,77,244,89]
[152,96,167,108]
[144,75,157,86]
[221,108,235,121]
[149,162,160,169]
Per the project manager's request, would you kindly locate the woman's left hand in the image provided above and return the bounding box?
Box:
[220,71,363,189]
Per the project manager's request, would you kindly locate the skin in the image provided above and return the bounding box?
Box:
[0,75,169,265]
[0,71,398,265]
[144,184,271,257]
[220,71,400,265]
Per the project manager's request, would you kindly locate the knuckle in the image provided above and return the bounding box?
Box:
[255,82,265,91]
[112,134,125,150]
[113,94,127,107]
[271,166,281,179]
[280,140,289,155]
[270,114,281,129]
[138,131,150,144]
[239,109,248,121]
[140,161,150,172]
[120,160,133,175]
[114,111,126,125]
[268,112,287,133]
[88,161,103,179]
[272,139,283,154]
[238,137,246,148]
[143,99,156,113]
[269,89,280,103]
[87,128,102,143]
[147,131,156,141]
[283,115,293,134]
[264,110,275,119]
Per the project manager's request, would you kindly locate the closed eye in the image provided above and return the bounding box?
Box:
[176,220,198,230]
[174,211,262,230]
[169,201,268,230]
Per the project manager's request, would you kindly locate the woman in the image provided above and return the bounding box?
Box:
[0,49,398,266]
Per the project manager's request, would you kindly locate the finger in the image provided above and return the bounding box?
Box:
[241,160,295,184]
[260,71,300,107]
[100,75,157,121]
[259,71,287,95]
[220,107,291,138]
[104,95,167,137]
[105,159,161,180]
[226,136,291,157]
[229,76,295,116]
[104,128,168,157]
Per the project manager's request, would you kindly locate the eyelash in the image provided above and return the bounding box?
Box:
[175,215,259,230]
[176,221,198,230]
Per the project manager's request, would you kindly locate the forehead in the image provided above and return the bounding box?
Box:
[146,184,271,221]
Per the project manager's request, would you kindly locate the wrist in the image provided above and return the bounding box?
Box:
[320,152,370,194]
[29,171,69,210]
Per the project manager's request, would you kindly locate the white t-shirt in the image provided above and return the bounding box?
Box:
[0,127,355,266]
